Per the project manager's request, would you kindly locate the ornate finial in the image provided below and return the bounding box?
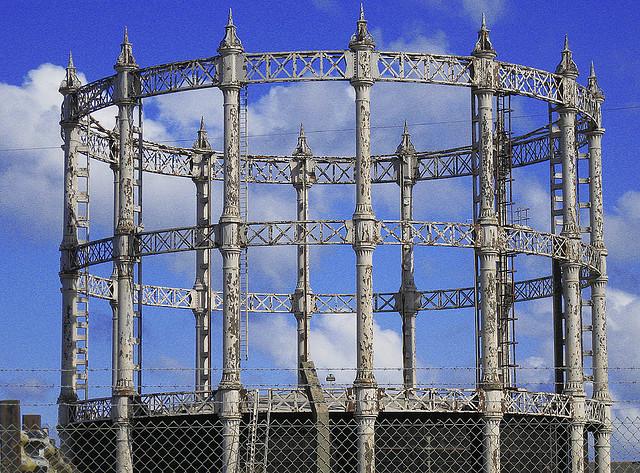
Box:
[556,34,579,78]
[472,13,496,58]
[588,61,605,101]
[349,2,375,49]
[293,123,313,156]
[60,50,81,93]
[116,26,137,68]
[194,116,211,149]
[396,120,416,155]
[218,7,243,53]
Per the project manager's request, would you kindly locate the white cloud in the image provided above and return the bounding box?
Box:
[422,0,506,22]
[461,0,505,22]
[251,313,415,385]
[0,64,71,237]
[606,190,640,262]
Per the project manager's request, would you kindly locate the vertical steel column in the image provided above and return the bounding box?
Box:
[587,63,611,473]
[58,53,82,425]
[192,118,213,392]
[218,11,244,473]
[110,136,120,391]
[472,16,502,473]
[112,28,138,473]
[394,122,418,390]
[291,125,315,385]
[556,36,585,473]
[549,103,566,394]
[350,7,378,473]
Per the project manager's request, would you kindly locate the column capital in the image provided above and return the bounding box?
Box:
[586,125,605,137]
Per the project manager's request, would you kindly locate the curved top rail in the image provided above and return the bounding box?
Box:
[69,51,600,122]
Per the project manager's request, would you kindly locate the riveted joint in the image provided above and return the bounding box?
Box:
[394,288,420,314]
[351,218,380,249]
[477,223,501,253]
[218,221,244,249]
[292,288,317,316]
[217,53,246,89]
[472,56,498,90]
[349,50,378,86]
[290,157,317,188]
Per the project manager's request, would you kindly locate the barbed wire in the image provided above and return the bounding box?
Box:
[3,365,640,372]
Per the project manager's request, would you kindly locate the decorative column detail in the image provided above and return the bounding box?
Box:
[291,124,317,385]
[217,10,245,473]
[472,16,502,473]
[350,6,378,473]
[58,52,82,425]
[192,117,213,392]
[587,63,612,473]
[556,35,586,473]
[109,130,120,391]
[394,122,419,390]
[112,27,138,473]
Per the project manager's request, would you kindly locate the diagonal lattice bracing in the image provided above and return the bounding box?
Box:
[377,52,474,85]
[245,51,350,82]
[138,57,220,98]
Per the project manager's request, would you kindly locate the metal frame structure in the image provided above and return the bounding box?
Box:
[57,8,611,473]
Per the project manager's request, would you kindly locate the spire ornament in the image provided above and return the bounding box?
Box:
[349,2,375,50]
[218,8,243,53]
[588,61,605,102]
[396,121,416,156]
[556,35,579,78]
[293,123,313,156]
[115,27,137,69]
[60,51,82,93]
[472,13,496,58]
[194,117,212,150]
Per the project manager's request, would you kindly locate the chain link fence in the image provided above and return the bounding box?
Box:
[2,414,640,472]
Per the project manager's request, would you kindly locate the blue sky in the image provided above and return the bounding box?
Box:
[1,0,640,427]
